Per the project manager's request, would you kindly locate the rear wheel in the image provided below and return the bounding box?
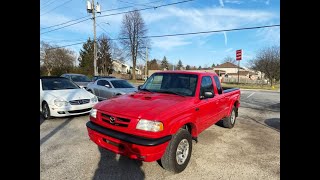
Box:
[42,102,51,119]
[161,129,192,173]
[223,107,237,128]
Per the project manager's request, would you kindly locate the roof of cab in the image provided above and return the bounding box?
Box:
[152,70,218,76]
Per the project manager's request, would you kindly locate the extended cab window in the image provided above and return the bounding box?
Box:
[213,76,223,94]
[200,76,214,98]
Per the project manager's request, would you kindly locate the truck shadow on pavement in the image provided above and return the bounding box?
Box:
[93,146,145,180]
[264,118,280,131]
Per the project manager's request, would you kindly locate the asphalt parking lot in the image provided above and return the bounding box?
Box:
[40,90,280,180]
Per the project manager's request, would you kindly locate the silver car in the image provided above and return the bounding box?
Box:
[61,73,92,89]
[86,78,137,101]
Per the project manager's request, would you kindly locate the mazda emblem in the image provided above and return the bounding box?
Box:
[109,116,115,124]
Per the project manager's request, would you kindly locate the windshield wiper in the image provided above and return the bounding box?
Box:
[157,90,186,97]
[139,88,154,93]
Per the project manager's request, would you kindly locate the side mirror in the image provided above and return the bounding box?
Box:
[200,91,214,99]
[138,85,142,90]
[105,84,111,88]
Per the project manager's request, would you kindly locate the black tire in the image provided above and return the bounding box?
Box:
[223,106,237,128]
[161,128,192,173]
[42,102,51,119]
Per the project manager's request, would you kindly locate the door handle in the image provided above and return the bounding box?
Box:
[195,107,200,111]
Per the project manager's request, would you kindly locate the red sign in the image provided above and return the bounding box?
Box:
[236,49,242,61]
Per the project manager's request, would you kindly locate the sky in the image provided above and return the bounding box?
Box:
[40,0,280,68]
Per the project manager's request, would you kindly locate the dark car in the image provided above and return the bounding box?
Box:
[61,73,91,89]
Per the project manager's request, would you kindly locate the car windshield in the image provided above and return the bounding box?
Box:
[110,80,134,88]
[141,73,198,96]
[71,75,91,82]
[42,78,80,90]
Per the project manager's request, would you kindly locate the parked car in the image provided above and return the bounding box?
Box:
[86,71,240,173]
[86,78,137,101]
[61,73,91,89]
[40,76,98,119]
[92,75,116,82]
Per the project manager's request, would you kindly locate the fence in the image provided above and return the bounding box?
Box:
[222,77,268,85]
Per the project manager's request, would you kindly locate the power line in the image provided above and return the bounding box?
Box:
[40,6,134,30]
[97,23,113,38]
[40,18,91,35]
[41,0,55,7]
[41,0,163,30]
[41,0,73,16]
[97,0,195,18]
[40,0,195,34]
[41,0,62,11]
[117,0,163,8]
[47,24,280,49]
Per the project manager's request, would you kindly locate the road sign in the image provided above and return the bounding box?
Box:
[236,49,242,61]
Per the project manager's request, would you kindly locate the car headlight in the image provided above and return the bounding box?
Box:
[90,109,97,118]
[54,99,68,107]
[91,96,98,103]
[136,119,163,132]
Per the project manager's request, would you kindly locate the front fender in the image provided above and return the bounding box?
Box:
[167,113,198,138]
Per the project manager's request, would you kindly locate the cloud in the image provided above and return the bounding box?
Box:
[225,48,233,52]
[225,0,243,4]
[223,32,228,46]
[152,36,191,50]
[256,26,280,44]
[265,0,270,5]
[219,0,225,7]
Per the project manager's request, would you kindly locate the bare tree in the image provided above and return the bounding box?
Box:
[40,41,75,76]
[222,56,237,64]
[249,46,280,86]
[119,10,150,80]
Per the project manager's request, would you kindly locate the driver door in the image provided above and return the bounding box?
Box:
[96,80,112,100]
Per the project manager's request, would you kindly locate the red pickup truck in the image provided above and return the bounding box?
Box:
[86,71,240,173]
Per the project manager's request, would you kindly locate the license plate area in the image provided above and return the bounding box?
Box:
[103,138,124,149]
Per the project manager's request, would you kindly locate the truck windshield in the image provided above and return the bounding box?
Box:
[141,73,198,96]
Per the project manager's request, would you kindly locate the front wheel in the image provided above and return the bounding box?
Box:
[160,129,192,173]
[42,102,51,119]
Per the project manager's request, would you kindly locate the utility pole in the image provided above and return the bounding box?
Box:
[87,1,101,76]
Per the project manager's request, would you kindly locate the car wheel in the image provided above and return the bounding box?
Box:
[42,102,51,119]
[161,128,192,173]
[223,106,237,128]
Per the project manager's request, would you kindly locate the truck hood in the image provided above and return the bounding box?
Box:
[94,91,192,119]
[45,89,95,101]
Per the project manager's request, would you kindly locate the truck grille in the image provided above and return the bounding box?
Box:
[69,99,90,105]
[101,113,131,127]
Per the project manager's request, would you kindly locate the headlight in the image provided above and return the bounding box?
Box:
[54,99,68,107]
[136,119,163,132]
[90,109,97,118]
[91,96,98,103]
